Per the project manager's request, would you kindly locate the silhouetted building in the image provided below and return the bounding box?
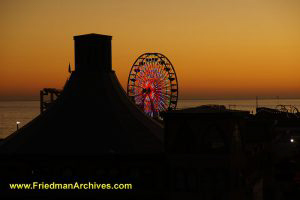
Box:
[0,34,163,155]
[162,107,251,199]
[0,34,165,199]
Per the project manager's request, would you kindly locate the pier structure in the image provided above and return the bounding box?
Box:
[40,88,62,113]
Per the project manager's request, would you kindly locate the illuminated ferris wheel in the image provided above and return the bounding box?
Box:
[127,53,178,118]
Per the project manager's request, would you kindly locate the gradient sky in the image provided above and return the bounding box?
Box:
[0,0,299,100]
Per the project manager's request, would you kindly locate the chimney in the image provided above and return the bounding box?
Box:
[74,33,112,74]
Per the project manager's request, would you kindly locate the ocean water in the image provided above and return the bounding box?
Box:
[0,99,299,139]
[0,101,40,139]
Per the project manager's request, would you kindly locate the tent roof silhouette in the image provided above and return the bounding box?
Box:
[0,34,164,155]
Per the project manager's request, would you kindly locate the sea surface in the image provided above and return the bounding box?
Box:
[0,99,299,139]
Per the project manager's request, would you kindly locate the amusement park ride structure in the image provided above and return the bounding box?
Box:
[127,53,178,118]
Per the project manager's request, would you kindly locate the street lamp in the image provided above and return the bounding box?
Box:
[16,121,20,130]
[290,138,294,143]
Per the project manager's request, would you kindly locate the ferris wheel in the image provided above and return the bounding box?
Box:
[127,53,178,118]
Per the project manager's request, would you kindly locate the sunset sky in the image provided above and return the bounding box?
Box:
[0,0,299,100]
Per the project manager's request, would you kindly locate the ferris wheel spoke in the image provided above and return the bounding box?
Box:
[130,92,145,97]
[162,72,170,82]
[129,84,140,89]
[161,91,171,95]
[150,98,158,113]
[130,85,144,89]
[138,65,148,76]
[135,73,146,81]
[160,97,170,104]
[160,92,171,96]
[135,74,148,85]
[159,100,168,110]
[159,95,168,103]
[144,97,154,113]
[157,59,169,75]
[155,65,166,78]
[161,102,168,110]
[159,65,169,78]
[158,96,170,105]
[157,73,170,84]
[160,85,171,90]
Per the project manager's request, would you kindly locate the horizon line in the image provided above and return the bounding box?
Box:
[1,97,300,102]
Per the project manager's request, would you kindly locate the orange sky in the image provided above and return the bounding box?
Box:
[0,0,299,100]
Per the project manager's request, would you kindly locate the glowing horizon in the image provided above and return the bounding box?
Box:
[0,0,299,100]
